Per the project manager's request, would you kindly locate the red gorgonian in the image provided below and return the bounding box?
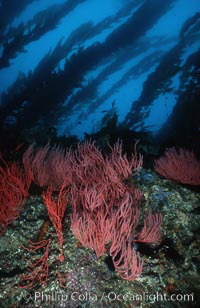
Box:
[154,147,200,185]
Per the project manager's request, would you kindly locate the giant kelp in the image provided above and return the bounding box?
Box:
[0,0,175,147]
[0,0,86,68]
[157,47,200,147]
[124,12,200,146]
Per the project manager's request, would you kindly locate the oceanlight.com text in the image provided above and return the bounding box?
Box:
[23,290,194,305]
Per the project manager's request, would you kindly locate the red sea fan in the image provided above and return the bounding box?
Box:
[154,147,200,185]
[0,155,31,234]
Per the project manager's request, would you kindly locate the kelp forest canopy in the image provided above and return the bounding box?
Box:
[0,0,199,152]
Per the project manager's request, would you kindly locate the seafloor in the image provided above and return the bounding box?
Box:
[0,168,199,308]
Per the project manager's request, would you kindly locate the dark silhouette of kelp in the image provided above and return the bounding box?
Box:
[0,0,86,68]
[0,0,175,141]
[0,0,35,35]
[156,48,200,148]
[124,12,200,147]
